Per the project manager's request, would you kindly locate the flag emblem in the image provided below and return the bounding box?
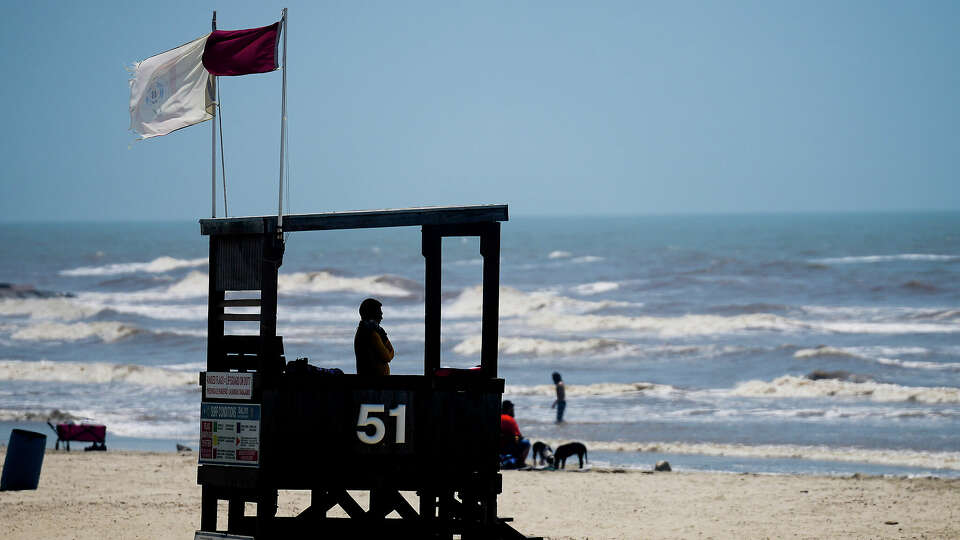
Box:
[145,80,166,106]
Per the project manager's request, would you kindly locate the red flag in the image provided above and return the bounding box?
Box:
[202,22,281,76]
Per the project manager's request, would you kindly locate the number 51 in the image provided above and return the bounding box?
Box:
[356,404,407,445]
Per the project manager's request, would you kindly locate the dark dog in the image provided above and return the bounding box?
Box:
[532,441,554,466]
[553,442,588,469]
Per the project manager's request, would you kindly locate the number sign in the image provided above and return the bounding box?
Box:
[352,390,412,454]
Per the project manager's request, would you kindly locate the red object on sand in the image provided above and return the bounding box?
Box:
[55,424,106,444]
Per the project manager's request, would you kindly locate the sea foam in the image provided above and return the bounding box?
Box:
[0,297,104,321]
[60,256,208,276]
[446,286,625,318]
[794,346,960,371]
[813,254,960,265]
[732,375,960,404]
[278,271,418,297]
[0,360,197,387]
[527,312,801,338]
[573,281,620,295]
[11,321,140,343]
[454,335,632,358]
[505,381,675,398]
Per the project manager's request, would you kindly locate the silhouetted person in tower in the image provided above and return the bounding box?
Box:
[354,298,394,376]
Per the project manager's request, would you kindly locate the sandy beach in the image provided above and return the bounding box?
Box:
[1,449,958,539]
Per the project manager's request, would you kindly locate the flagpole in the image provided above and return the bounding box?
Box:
[277,8,288,234]
[211,11,218,218]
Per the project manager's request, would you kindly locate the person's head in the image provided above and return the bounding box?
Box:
[359,298,383,322]
[501,400,515,417]
[552,371,562,383]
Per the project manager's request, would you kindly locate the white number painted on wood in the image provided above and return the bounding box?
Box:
[389,404,406,444]
[356,403,407,445]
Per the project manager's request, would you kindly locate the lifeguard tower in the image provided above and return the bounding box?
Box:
[195,204,539,539]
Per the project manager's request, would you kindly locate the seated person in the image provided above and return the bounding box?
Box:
[499,400,530,468]
[354,298,394,376]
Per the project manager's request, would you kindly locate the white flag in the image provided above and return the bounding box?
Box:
[129,34,213,139]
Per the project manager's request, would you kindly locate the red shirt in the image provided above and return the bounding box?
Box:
[500,414,521,451]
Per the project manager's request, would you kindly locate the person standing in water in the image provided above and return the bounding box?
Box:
[354,298,394,376]
[551,371,566,423]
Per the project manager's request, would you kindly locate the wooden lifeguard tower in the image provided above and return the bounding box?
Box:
[195,204,539,539]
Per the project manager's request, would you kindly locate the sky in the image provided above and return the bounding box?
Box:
[0,1,957,221]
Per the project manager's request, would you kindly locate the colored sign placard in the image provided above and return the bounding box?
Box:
[204,372,253,400]
[199,403,261,467]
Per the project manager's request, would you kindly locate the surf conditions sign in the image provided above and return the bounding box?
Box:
[199,403,261,467]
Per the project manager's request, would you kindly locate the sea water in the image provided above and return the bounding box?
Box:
[1,213,958,477]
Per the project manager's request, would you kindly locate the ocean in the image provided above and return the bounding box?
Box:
[1,212,959,477]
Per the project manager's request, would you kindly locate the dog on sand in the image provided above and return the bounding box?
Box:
[553,442,588,469]
[532,441,554,466]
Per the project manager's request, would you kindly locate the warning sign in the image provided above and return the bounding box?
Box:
[204,372,253,400]
[199,403,261,467]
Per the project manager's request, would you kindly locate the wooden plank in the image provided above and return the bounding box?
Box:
[222,299,261,307]
[422,229,442,374]
[336,490,366,519]
[220,313,261,322]
[207,236,225,370]
[221,335,283,355]
[227,499,245,532]
[259,231,283,380]
[200,205,508,236]
[480,223,500,379]
[214,235,263,291]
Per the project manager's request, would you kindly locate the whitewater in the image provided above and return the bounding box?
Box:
[1,213,958,476]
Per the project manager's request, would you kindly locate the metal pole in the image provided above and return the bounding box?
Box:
[211,11,217,218]
[277,8,288,232]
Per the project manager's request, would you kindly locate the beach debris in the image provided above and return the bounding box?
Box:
[0,283,74,299]
[884,521,899,525]
[806,369,873,383]
[176,444,193,452]
[654,460,672,472]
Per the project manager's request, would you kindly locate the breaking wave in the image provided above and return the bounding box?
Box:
[505,381,676,398]
[526,311,960,337]
[813,254,960,264]
[732,375,960,404]
[573,281,620,295]
[446,286,626,318]
[10,321,141,343]
[278,271,419,297]
[72,269,421,305]
[76,271,209,302]
[0,297,104,321]
[794,346,960,371]
[528,312,802,337]
[0,408,79,422]
[60,256,208,276]
[0,360,197,387]
[454,336,634,358]
[546,251,603,263]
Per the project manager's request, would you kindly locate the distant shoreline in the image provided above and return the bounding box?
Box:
[2,209,960,226]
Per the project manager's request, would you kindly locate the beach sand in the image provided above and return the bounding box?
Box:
[1,449,958,539]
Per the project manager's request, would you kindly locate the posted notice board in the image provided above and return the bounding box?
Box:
[199,403,261,467]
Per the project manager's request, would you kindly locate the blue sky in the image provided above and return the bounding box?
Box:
[1,1,957,221]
